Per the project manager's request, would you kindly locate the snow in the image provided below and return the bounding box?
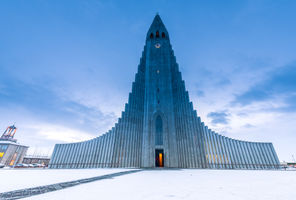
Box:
[2,169,296,200]
[0,168,132,193]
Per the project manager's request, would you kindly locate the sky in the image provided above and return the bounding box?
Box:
[0,0,295,161]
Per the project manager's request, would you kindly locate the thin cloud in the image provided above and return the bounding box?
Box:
[207,111,230,125]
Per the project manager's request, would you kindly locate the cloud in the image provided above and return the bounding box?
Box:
[25,123,94,143]
[196,90,205,97]
[243,123,255,128]
[233,62,296,110]
[207,110,230,125]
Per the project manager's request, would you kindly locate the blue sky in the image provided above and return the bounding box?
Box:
[0,0,295,161]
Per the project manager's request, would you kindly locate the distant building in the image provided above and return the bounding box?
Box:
[23,155,50,166]
[0,125,28,166]
[49,15,281,169]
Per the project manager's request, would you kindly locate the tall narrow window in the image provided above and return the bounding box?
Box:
[156,31,160,38]
[162,32,165,38]
[155,115,163,145]
[150,33,154,38]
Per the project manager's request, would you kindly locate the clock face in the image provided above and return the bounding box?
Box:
[155,43,161,48]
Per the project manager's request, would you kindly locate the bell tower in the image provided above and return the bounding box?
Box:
[141,14,178,167]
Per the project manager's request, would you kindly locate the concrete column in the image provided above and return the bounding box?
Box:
[99,135,106,168]
[212,131,221,168]
[73,143,81,168]
[78,142,85,168]
[187,102,197,168]
[258,143,269,169]
[233,140,243,168]
[229,139,238,169]
[243,142,253,169]
[108,129,115,167]
[85,140,92,168]
[205,126,214,168]
[60,144,69,168]
[221,136,231,169]
[209,129,218,168]
[255,143,265,169]
[103,132,110,168]
[195,116,205,168]
[265,143,275,167]
[50,145,60,168]
[252,142,261,169]
[270,144,280,168]
[90,138,98,168]
[262,143,273,169]
[103,134,110,167]
[70,143,78,168]
[90,139,97,168]
[180,89,190,168]
[54,145,63,168]
[92,138,99,168]
[111,124,118,167]
[190,112,199,168]
[245,142,256,169]
[97,136,104,167]
[100,135,108,168]
[66,144,74,168]
[213,133,222,168]
[134,113,140,167]
[50,145,59,168]
[174,85,182,168]
[71,143,78,168]
[217,134,226,168]
[118,114,125,168]
[81,141,89,168]
[200,117,208,168]
[113,121,122,168]
[253,143,263,169]
[238,141,248,169]
[225,138,235,169]
[85,141,93,168]
[104,131,112,167]
[202,122,210,168]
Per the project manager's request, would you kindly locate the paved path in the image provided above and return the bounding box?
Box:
[0,169,141,200]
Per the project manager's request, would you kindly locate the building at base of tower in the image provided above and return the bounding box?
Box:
[49,15,281,169]
[0,125,28,167]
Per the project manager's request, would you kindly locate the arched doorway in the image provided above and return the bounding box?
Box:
[155,149,164,167]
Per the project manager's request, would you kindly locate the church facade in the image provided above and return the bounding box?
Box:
[49,15,280,169]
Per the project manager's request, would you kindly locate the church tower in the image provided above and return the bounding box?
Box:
[49,15,280,169]
[142,15,178,167]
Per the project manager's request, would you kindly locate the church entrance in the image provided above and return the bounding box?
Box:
[155,149,164,167]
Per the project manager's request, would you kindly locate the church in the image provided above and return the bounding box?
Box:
[49,15,280,169]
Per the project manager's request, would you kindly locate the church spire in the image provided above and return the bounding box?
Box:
[146,14,169,41]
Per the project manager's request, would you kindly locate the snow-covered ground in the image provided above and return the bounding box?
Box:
[0,168,132,193]
[1,168,296,200]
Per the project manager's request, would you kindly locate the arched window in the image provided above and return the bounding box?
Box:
[156,31,160,38]
[155,115,163,145]
[162,32,165,38]
[150,33,154,39]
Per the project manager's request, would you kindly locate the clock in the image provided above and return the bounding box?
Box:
[155,43,161,48]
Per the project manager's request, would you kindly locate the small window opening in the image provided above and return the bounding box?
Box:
[157,88,160,93]
[156,31,159,38]
[150,33,154,38]
[162,32,165,38]
[157,100,160,104]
